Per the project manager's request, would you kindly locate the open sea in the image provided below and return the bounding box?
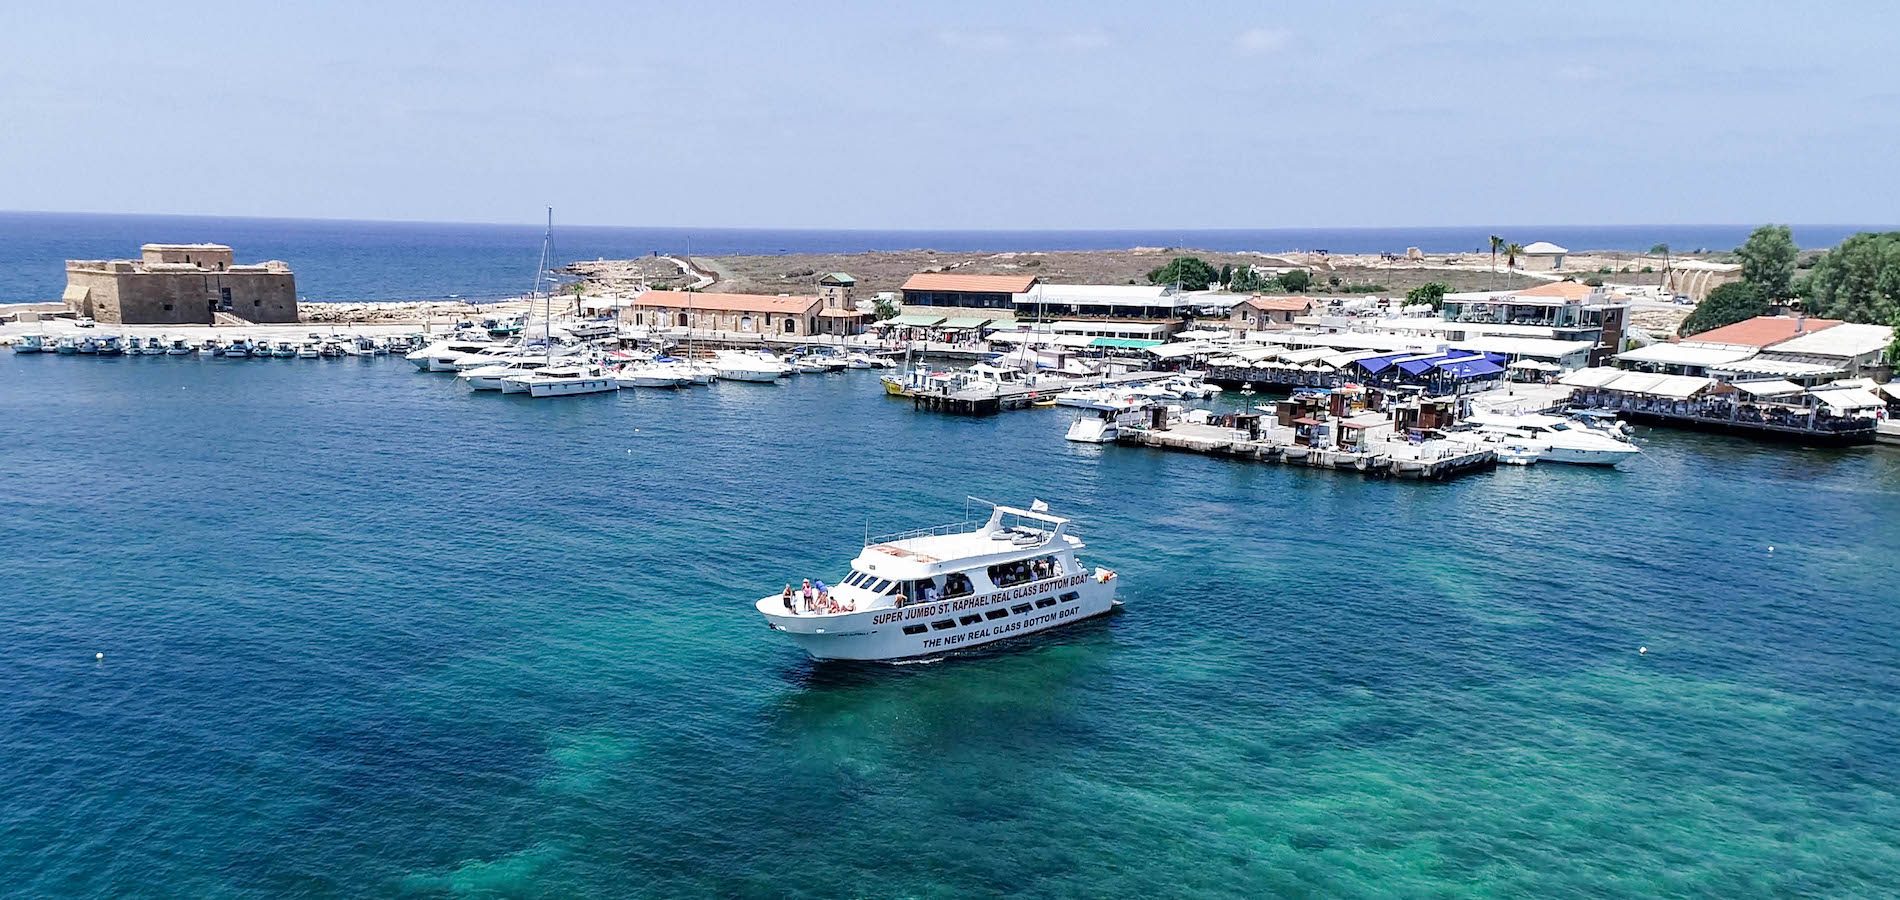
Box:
[1,212,1893,306]
[2,349,1898,897]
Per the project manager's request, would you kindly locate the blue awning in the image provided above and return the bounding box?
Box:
[1397,353,1452,375]
[1354,352,1413,374]
[1436,358,1505,379]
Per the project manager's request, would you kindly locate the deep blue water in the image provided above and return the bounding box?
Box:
[2,353,1897,897]
[1,211,1891,306]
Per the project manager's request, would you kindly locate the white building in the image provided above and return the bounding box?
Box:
[1521,241,1568,269]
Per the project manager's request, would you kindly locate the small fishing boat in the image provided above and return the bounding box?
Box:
[56,336,80,355]
[166,337,195,356]
[271,340,297,358]
[12,334,49,353]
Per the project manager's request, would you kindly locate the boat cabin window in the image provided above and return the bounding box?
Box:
[958,614,983,626]
[902,625,928,635]
[942,573,974,598]
[1034,597,1058,609]
[984,609,1009,621]
[931,619,955,631]
[1059,591,1080,602]
[1011,603,1033,615]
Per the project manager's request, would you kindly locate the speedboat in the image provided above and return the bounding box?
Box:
[142,337,167,355]
[166,338,195,356]
[1066,400,1153,443]
[616,362,693,389]
[714,351,788,383]
[272,341,297,358]
[1464,413,1641,467]
[848,352,895,369]
[76,337,100,355]
[754,503,1120,661]
[98,335,127,356]
[222,340,251,358]
[296,342,321,359]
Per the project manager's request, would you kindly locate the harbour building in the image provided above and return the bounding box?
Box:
[814,273,867,336]
[63,243,296,325]
[625,290,822,336]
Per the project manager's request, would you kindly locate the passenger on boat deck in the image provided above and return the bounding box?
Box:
[801,579,813,612]
[919,581,940,603]
[815,580,829,611]
[781,584,794,613]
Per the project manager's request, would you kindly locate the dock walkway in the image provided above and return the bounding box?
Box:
[912,370,1175,415]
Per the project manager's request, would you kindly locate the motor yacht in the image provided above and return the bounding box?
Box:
[616,362,693,389]
[503,363,618,397]
[714,350,788,382]
[406,339,496,372]
[754,503,1120,661]
[459,359,550,390]
[1464,412,1641,467]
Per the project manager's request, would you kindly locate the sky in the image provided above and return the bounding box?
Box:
[3,0,1896,229]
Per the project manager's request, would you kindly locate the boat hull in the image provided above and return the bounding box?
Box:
[1539,445,1639,466]
[716,369,781,383]
[757,572,1117,661]
[526,377,617,397]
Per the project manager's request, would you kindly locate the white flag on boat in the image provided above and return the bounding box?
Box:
[1030,499,1049,512]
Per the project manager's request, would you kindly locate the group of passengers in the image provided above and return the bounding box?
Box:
[781,578,856,616]
[910,573,974,605]
[990,556,1061,589]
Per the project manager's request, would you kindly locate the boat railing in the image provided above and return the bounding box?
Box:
[867,520,976,546]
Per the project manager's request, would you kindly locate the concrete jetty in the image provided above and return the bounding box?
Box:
[1114,421,1497,479]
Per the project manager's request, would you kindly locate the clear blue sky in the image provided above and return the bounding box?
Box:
[4,0,1895,229]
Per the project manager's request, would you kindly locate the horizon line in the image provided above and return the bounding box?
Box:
[4,209,1894,235]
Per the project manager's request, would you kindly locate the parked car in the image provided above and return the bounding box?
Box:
[75,316,96,327]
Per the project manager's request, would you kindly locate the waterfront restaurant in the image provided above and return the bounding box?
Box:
[624,290,822,335]
[899,273,1040,311]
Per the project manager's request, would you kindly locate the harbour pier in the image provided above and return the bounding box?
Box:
[910,369,1176,415]
[1113,420,1498,479]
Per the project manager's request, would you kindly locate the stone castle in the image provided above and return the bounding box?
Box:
[64,243,297,324]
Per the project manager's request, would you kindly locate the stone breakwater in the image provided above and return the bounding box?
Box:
[298,299,533,324]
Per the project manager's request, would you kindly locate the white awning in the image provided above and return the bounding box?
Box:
[1147,341,1214,359]
[1508,360,1560,371]
[1558,367,1622,388]
[1730,379,1804,398]
[1636,374,1715,399]
[1807,387,1885,412]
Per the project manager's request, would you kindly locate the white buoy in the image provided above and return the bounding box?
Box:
[95,652,104,660]
[1639,647,1647,655]
[1768,546,1773,552]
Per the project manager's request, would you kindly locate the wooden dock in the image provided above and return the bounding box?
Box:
[1114,423,1497,480]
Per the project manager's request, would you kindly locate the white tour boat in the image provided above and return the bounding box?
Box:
[755,503,1120,661]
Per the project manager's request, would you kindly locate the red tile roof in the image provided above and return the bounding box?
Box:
[1686,315,1843,347]
[632,291,819,314]
[1515,281,1595,299]
[900,272,1040,294]
[1238,296,1314,312]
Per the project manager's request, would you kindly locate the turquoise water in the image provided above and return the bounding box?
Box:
[2,353,1898,897]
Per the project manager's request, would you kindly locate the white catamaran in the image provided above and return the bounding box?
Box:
[754,503,1120,661]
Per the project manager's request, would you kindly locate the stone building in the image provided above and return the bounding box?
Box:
[64,244,296,324]
[815,273,866,335]
[625,290,821,335]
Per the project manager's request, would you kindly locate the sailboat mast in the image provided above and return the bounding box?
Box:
[542,207,554,366]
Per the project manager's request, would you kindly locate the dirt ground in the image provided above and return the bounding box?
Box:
[567,248,1557,298]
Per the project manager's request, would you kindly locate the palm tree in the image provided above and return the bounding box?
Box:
[1505,242,1524,270]
[1488,235,1505,271]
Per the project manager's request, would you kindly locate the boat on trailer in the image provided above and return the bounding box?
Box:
[755,503,1119,662]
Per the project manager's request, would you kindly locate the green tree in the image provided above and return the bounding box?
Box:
[1736,224,1797,300]
[1219,263,1233,286]
[1229,266,1266,293]
[1276,269,1311,292]
[1147,256,1220,291]
[1803,230,1900,324]
[1679,282,1770,337]
[1406,282,1448,310]
[873,297,898,321]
